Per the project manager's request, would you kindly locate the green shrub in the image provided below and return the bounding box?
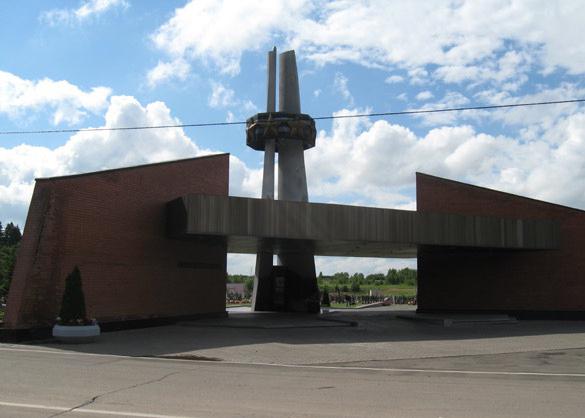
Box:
[58,266,87,325]
[321,288,331,307]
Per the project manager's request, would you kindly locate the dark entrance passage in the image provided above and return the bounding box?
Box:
[253,265,320,313]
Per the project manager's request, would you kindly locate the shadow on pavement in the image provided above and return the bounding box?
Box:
[20,307,585,364]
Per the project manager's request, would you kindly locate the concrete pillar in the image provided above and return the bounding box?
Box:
[277,49,308,202]
[262,139,275,199]
[251,48,319,313]
[278,50,301,114]
[263,47,276,199]
[252,48,276,312]
[277,50,318,312]
[251,248,274,311]
[267,47,276,113]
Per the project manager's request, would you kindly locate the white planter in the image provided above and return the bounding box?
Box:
[52,324,101,343]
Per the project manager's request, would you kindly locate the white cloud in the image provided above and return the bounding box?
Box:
[314,257,417,276]
[433,50,532,90]
[415,91,434,101]
[475,83,585,130]
[229,155,262,198]
[0,70,111,125]
[412,91,472,126]
[396,93,408,101]
[333,72,354,105]
[295,1,585,76]
[226,252,417,276]
[0,94,262,226]
[208,82,237,108]
[412,83,585,128]
[225,111,236,123]
[306,107,585,212]
[208,81,258,119]
[408,68,430,85]
[385,75,404,84]
[227,254,256,276]
[41,0,128,25]
[146,58,191,88]
[150,0,310,76]
[149,0,585,89]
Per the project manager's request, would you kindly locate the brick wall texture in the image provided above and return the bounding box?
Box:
[5,154,229,328]
[416,172,585,314]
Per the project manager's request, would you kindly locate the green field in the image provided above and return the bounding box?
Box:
[324,284,416,297]
[356,284,416,297]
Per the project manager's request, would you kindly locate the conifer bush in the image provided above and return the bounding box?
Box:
[321,288,331,307]
[57,266,88,325]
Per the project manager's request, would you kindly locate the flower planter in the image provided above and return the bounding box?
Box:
[52,323,100,343]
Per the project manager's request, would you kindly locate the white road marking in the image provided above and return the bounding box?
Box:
[0,346,129,358]
[256,362,585,378]
[0,401,195,417]
[1,345,585,378]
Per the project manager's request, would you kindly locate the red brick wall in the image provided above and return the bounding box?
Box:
[5,154,229,328]
[416,173,585,313]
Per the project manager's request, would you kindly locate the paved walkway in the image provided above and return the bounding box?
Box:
[10,306,584,366]
[2,307,585,417]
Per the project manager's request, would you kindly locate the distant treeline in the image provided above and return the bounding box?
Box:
[0,222,22,301]
[318,268,417,287]
[226,267,417,296]
[318,268,416,293]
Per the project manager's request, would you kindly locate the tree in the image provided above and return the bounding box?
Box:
[0,245,17,299]
[365,273,384,285]
[244,277,254,298]
[400,268,417,286]
[3,223,21,246]
[386,268,399,284]
[0,222,21,300]
[332,272,350,284]
[58,266,87,324]
[350,281,361,293]
[321,287,330,307]
[227,274,253,283]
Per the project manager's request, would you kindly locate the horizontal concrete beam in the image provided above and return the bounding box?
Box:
[167,195,560,258]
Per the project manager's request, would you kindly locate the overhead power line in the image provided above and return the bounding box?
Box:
[1,98,584,136]
[313,98,585,120]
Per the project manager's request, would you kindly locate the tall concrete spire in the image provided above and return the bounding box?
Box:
[246,48,319,313]
[261,47,276,200]
[267,47,276,113]
[278,50,301,113]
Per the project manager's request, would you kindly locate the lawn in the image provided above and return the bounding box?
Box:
[360,284,416,297]
[226,303,251,308]
[325,284,416,297]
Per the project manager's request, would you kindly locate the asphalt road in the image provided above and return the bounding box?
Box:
[1,344,585,418]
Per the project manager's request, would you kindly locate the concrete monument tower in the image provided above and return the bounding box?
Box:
[246,48,319,312]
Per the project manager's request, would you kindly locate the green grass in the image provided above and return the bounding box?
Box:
[359,284,416,297]
[325,284,416,308]
[325,284,416,297]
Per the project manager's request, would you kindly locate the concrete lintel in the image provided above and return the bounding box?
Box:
[167,195,560,256]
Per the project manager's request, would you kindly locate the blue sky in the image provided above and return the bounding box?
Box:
[2,0,585,274]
